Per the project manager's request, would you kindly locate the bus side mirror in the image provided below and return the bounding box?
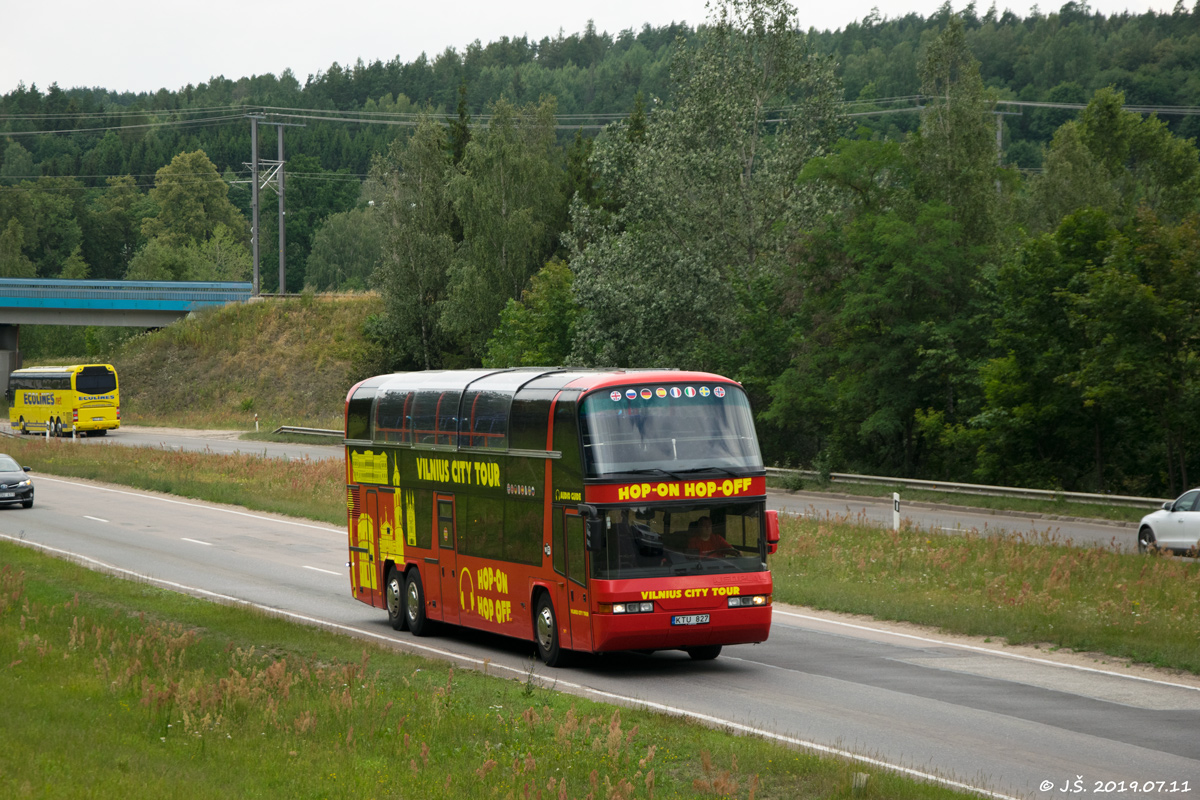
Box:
[765,509,780,555]
[578,504,606,552]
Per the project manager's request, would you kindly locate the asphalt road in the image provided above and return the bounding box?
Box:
[55,425,1139,552]
[2,473,1196,799]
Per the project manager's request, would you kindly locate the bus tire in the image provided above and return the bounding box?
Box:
[385,566,408,632]
[534,593,567,667]
[685,645,722,661]
[53,418,62,437]
[18,417,26,435]
[405,569,434,637]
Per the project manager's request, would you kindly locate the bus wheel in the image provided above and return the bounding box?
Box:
[18,417,26,435]
[534,593,567,667]
[385,567,408,632]
[53,418,62,437]
[685,645,722,661]
[405,570,433,637]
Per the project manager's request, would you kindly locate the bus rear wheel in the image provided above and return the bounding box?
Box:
[53,418,62,437]
[685,645,722,661]
[405,570,434,637]
[18,417,26,435]
[534,593,567,667]
[385,567,408,632]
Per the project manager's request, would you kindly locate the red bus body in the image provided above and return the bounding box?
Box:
[344,369,772,664]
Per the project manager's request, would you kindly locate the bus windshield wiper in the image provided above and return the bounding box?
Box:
[675,466,739,477]
[617,468,685,480]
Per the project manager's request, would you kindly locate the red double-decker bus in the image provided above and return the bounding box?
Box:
[344,368,779,666]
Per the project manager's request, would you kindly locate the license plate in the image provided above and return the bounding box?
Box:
[671,614,710,626]
[92,417,104,422]
[0,493,13,499]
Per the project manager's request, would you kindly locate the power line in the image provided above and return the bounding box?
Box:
[0,113,249,137]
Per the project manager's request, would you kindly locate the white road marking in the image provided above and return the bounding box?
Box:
[1,532,1022,800]
[773,608,1200,693]
[83,515,108,523]
[303,565,341,576]
[36,475,342,534]
[180,537,212,546]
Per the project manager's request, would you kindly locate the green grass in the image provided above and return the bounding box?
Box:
[111,293,384,432]
[768,476,1153,524]
[0,542,973,800]
[238,429,345,445]
[772,512,1200,673]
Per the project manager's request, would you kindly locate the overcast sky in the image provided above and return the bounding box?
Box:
[2,0,1179,96]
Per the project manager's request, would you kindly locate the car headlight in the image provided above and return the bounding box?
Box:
[16,480,30,488]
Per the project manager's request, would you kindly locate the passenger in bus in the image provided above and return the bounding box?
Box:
[688,516,732,555]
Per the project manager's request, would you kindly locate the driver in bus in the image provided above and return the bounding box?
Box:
[688,516,732,555]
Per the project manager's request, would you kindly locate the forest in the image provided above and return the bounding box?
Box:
[2,0,1199,496]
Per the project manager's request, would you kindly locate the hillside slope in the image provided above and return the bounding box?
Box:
[112,293,383,430]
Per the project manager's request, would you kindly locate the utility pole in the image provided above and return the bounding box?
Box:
[277,125,286,295]
[250,116,260,295]
[239,116,303,295]
[993,109,1021,193]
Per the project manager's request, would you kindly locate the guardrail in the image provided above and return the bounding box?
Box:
[273,426,343,438]
[765,467,1169,509]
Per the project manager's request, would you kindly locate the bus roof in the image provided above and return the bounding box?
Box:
[10,364,115,375]
[348,368,741,401]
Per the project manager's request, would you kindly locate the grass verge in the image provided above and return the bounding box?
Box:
[0,541,972,800]
[6,436,1198,674]
[772,512,1200,674]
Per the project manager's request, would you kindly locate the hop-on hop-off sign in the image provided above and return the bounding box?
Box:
[586,476,766,505]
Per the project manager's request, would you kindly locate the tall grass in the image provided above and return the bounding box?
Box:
[0,543,971,799]
[772,511,1200,673]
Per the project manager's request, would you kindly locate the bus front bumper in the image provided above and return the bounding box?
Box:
[590,605,772,653]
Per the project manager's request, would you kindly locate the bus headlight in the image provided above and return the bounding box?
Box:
[728,595,769,608]
[610,602,654,614]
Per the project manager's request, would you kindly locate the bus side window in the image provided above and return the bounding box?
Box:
[566,515,586,587]
[347,387,375,440]
[413,490,434,549]
[552,510,565,577]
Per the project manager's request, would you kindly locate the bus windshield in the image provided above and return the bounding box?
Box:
[579,384,762,477]
[590,502,767,580]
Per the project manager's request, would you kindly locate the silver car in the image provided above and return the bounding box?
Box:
[1137,489,1200,554]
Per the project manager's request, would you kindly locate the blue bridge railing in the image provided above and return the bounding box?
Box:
[0,279,253,312]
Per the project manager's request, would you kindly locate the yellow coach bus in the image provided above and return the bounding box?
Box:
[7,364,120,436]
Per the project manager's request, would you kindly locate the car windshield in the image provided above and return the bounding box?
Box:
[590,502,767,580]
[0,456,21,472]
[579,384,762,477]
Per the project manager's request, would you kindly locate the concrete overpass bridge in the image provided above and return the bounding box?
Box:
[0,278,253,391]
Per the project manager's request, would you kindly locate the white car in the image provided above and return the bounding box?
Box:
[1137,489,1200,554]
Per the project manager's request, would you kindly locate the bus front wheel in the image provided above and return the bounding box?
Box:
[18,417,26,435]
[405,570,433,637]
[385,567,408,632]
[534,593,567,667]
[685,645,722,661]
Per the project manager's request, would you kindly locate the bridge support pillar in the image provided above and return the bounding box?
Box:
[0,324,19,398]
